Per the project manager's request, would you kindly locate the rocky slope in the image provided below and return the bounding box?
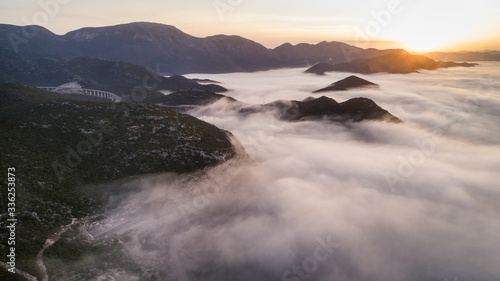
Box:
[0,84,236,280]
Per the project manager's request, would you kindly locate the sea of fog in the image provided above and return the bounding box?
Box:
[98,63,500,281]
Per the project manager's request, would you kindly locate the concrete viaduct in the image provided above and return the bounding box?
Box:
[38,87,122,102]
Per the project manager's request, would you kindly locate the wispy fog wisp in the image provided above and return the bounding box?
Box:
[102,63,500,281]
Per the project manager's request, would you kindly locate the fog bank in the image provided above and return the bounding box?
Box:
[100,62,500,280]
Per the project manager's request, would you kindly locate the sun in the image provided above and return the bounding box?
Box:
[391,31,464,53]
[402,39,443,53]
[390,29,460,53]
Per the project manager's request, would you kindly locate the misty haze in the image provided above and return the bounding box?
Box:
[82,64,500,280]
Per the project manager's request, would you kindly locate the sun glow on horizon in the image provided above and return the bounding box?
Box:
[377,0,498,53]
[391,30,493,53]
[399,36,453,53]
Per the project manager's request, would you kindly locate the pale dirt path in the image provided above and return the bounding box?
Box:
[36,217,91,281]
[0,261,37,281]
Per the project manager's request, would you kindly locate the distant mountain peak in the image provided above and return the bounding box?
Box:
[293,96,401,123]
[313,75,378,93]
[240,95,401,123]
[65,21,189,42]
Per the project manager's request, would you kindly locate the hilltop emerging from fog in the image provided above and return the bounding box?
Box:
[305,53,477,75]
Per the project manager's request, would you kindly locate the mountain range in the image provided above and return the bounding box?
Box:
[1,22,410,74]
[305,53,478,75]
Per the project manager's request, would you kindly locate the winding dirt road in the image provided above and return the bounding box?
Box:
[0,261,37,281]
[36,217,89,281]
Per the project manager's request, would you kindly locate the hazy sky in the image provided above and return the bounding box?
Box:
[1,0,499,51]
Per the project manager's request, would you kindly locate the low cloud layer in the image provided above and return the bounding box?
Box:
[97,62,500,281]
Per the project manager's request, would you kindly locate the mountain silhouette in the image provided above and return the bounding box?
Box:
[240,96,401,123]
[313,75,378,93]
[0,22,411,74]
[305,53,477,75]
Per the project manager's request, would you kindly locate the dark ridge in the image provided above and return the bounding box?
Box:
[160,75,227,93]
[192,78,221,84]
[0,51,226,99]
[240,96,401,123]
[305,53,477,75]
[293,96,402,123]
[148,89,237,106]
[304,62,337,75]
[313,75,379,93]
